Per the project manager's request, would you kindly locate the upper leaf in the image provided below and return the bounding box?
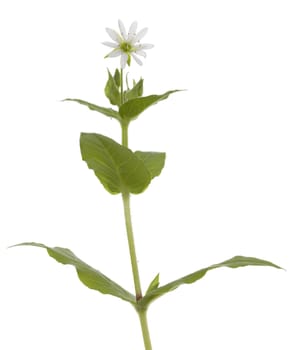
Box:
[113,68,121,87]
[11,243,136,304]
[105,70,121,106]
[135,151,166,180]
[80,133,151,194]
[140,256,282,307]
[63,99,121,122]
[125,78,143,101]
[119,90,180,122]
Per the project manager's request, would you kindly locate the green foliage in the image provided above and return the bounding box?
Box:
[11,242,281,311]
[139,256,282,307]
[64,79,179,128]
[135,151,166,180]
[125,78,143,101]
[63,98,121,122]
[80,133,152,194]
[119,90,180,122]
[145,273,160,294]
[113,68,121,87]
[12,243,135,304]
[8,19,285,350]
[105,69,121,106]
[17,55,282,350]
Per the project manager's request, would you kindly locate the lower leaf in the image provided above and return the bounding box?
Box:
[11,243,136,305]
[141,256,282,307]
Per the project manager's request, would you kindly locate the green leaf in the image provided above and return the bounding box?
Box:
[125,78,143,101]
[11,243,136,304]
[63,98,121,121]
[105,70,121,106]
[146,273,160,294]
[140,256,282,307]
[113,68,121,87]
[119,90,180,121]
[135,151,166,180]
[80,133,151,194]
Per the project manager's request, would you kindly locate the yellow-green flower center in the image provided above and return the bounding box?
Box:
[120,41,132,53]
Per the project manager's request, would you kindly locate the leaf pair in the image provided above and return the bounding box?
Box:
[104,69,143,107]
[64,89,178,124]
[80,133,165,195]
[64,68,179,125]
[11,243,282,310]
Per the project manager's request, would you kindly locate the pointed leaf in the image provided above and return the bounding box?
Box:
[11,243,135,304]
[105,70,121,106]
[125,78,143,101]
[140,256,282,307]
[146,273,160,294]
[63,98,121,121]
[113,68,121,87]
[119,90,180,121]
[135,151,166,179]
[80,133,151,194]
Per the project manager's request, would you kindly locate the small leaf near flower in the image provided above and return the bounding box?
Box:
[125,78,144,101]
[105,69,121,106]
[113,68,121,87]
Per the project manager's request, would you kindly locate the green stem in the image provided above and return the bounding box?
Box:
[120,68,125,105]
[122,191,142,299]
[138,310,153,350]
[122,121,129,147]
[120,66,153,350]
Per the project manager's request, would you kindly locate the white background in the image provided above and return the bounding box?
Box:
[0,1,289,349]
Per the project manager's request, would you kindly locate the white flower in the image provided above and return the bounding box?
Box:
[103,20,154,69]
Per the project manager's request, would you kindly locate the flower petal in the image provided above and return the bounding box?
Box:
[121,53,128,68]
[118,19,127,40]
[103,21,153,67]
[132,27,148,44]
[105,28,122,43]
[108,49,122,57]
[102,41,119,48]
[139,43,154,50]
[135,49,147,57]
[128,21,138,41]
[131,53,143,65]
